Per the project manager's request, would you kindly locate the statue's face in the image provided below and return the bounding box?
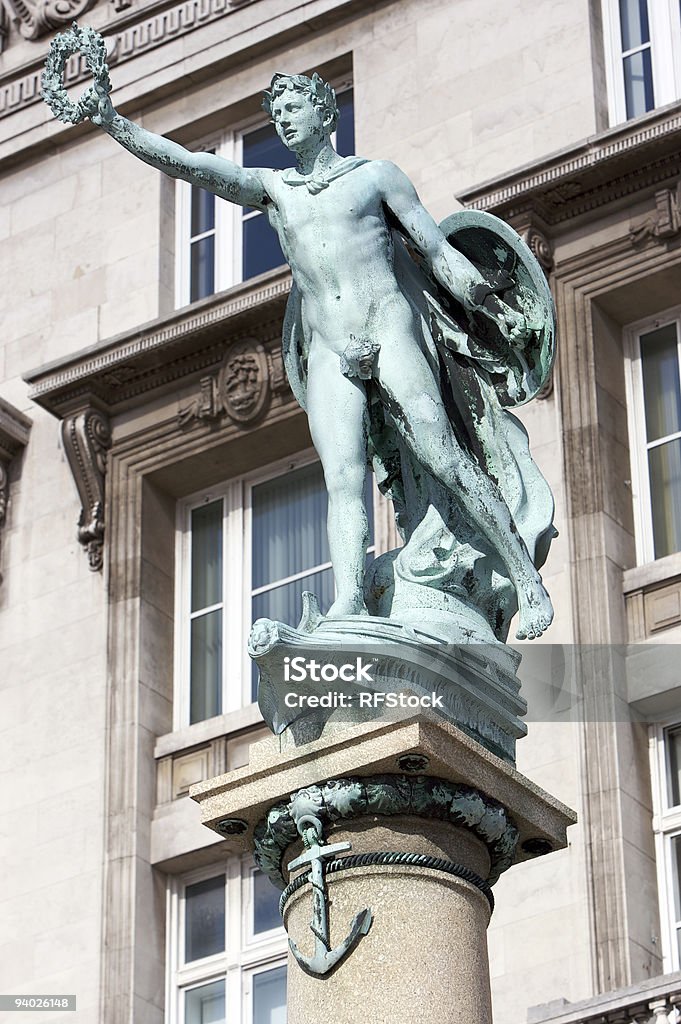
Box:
[270,88,330,151]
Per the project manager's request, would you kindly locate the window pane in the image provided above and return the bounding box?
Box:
[185,875,225,962]
[190,234,215,303]
[623,47,655,118]
[242,212,286,280]
[619,0,650,50]
[672,834,681,922]
[185,979,225,1024]
[641,323,681,442]
[191,185,215,237]
[252,463,329,589]
[668,726,681,807]
[191,500,223,612]
[190,609,223,723]
[253,870,282,934]
[649,439,681,559]
[253,966,287,1024]
[252,567,335,627]
[244,122,297,172]
[336,88,355,157]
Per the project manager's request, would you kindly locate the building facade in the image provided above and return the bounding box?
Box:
[1,0,681,1021]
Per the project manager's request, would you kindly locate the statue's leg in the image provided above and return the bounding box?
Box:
[376,339,553,640]
[306,344,369,618]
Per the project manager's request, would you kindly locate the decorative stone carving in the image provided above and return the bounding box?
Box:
[61,407,111,571]
[0,0,98,40]
[522,225,554,273]
[219,339,269,421]
[1,0,262,121]
[629,185,681,247]
[178,340,270,426]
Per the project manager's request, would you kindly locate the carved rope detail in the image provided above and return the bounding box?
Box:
[61,408,111,571]
[253,774,519,890]
[0,0,98,40]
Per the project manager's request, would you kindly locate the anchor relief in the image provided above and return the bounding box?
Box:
[282,790,372,976]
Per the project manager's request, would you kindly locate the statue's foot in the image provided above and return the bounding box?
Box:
[326,594,368,618]
[515,577,554,640]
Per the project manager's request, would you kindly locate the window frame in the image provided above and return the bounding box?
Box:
[175,447,328,730]
[601,0,681,125]
[649,719,681,971]
[165,856,287,1024]
[175,83,353,307]
[624,303,681,565]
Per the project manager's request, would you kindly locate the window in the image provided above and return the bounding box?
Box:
[602,0,681,124]
[176,452,375,727]
[625,308,681,563]
[176,88,355,306]
[649,722,681,970]
[166,860,287,1024]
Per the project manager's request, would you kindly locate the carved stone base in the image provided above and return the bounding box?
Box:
[249,601,526,764]
[191,717,576,1024]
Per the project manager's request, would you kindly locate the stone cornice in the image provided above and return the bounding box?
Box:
[457,103,681,226]
[0,0,371,125]
[24,268,292,417]
[0,0,260,119]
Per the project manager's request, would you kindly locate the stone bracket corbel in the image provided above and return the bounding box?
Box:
[0,396,32,581]
[61,407,112,572]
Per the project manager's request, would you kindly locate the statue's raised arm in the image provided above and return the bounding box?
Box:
[91,83,273,209]
[41,23,272,210]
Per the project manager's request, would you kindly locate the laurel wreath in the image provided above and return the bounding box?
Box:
[41,22,111,125]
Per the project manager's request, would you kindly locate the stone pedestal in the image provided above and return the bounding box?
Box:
[191,717,575,1024]
[284,817,493,1024]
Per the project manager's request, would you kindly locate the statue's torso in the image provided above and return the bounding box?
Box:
[267,161,414,353]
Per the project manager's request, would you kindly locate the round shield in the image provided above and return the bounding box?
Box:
[439,209,555,406]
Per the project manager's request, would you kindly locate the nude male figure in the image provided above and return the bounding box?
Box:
[92,73,553,640]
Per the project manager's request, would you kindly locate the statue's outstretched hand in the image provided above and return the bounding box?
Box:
[90,80,116,129]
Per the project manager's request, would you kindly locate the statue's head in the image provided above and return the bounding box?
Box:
[263,72,339,151]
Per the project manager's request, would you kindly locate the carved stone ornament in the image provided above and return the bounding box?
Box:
[0,0,98,41]
[61,408,111,571]
[521,225,554,274]
[629,184,681,247]
[179,340,270,426]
